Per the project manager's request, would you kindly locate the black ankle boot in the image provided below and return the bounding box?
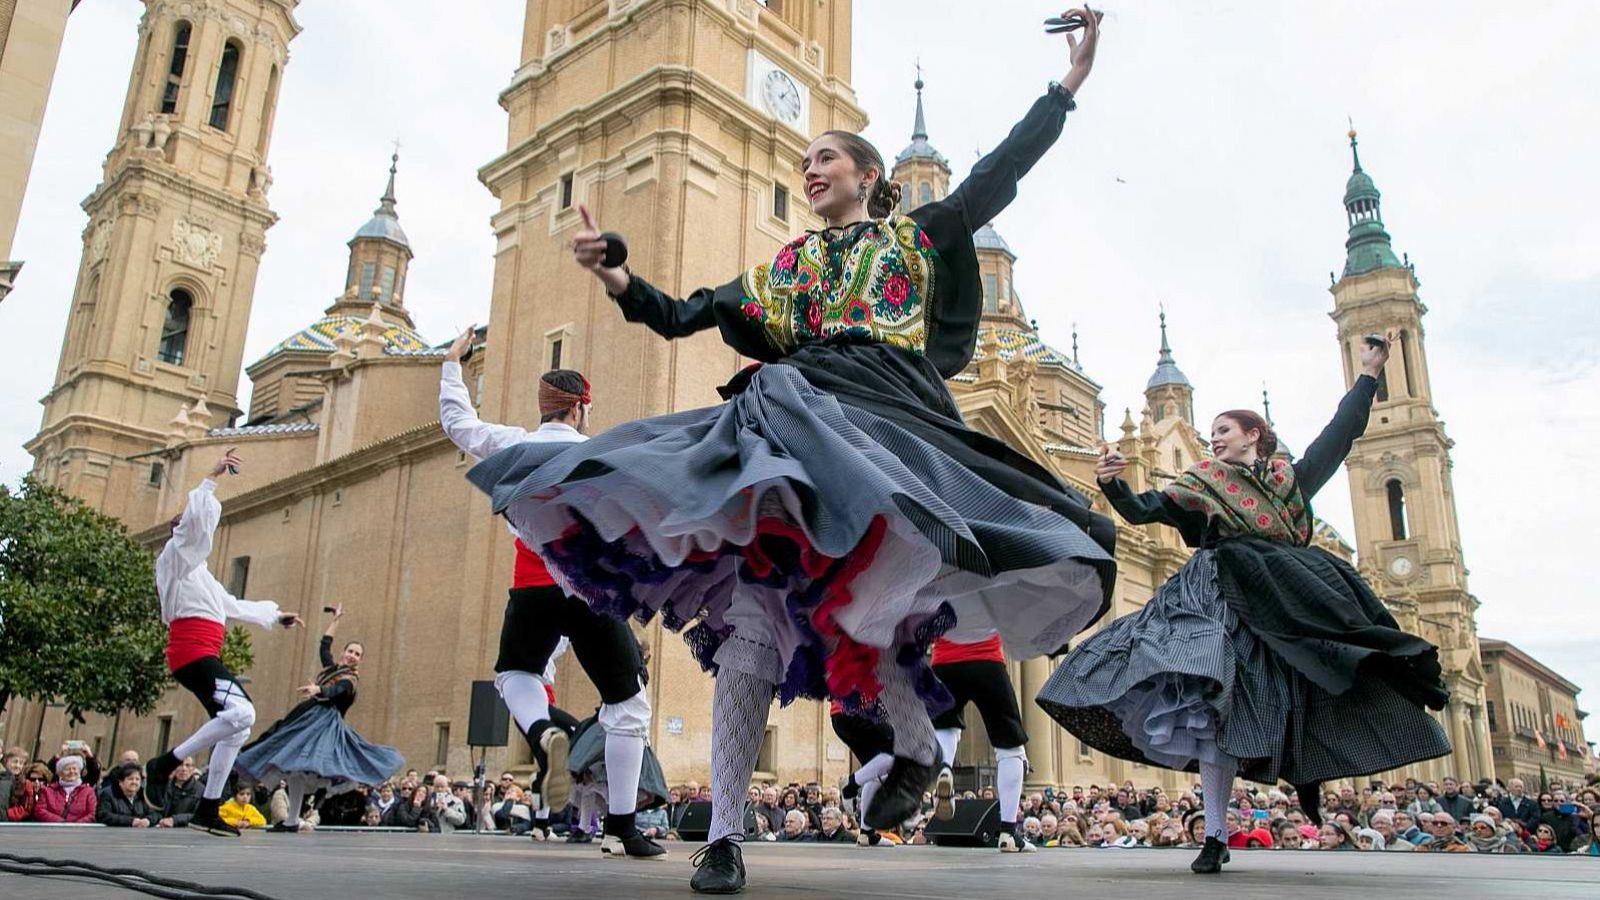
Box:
[690,836,745,894]
[863,756,938,831]
[1190,836,1227,874]
[1295,781,1323,827]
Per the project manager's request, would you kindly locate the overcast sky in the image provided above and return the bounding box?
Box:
[6,2,1597,717]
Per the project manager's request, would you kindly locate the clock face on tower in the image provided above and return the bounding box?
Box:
[761,69,803,124]
[1389,555,1414,579]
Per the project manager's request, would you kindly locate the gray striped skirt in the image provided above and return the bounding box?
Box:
[468,363,1114,711]
[1036,550,1452,784]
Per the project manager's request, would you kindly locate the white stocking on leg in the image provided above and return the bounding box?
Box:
[1200,756,1236,843]
[283,774,309,828]
[995,746,1026,826]
[934,728,961,769]
[495,671,551,737]
[708,668,775,843]
[853,753,894,786]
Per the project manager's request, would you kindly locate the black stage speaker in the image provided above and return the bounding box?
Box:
[676,801,713,842]
[467,680,509,747]
[925,799,1001,847]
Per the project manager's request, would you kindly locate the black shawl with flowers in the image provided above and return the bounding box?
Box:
[606,87,1118,567]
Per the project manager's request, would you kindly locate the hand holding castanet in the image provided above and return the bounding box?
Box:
[571,204,630,295]
[1095,442,1128,485]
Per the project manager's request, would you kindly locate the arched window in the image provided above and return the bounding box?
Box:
[158,288,193,365]
[1172,448,1183,471]
[210,40,242,130]
[919,181,933,206]
[982,274,998,313]
[899,182,911,213]
[1385,478,1408,540]
[160,22,192,114]
[256,64,280,156]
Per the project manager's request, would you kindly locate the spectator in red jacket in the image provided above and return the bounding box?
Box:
[32,755,98,823]
[6,762,51,821]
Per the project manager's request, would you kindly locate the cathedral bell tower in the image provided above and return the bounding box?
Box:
[1328,128,1494,781]
[27,0,299,525]
[478,0,865,433]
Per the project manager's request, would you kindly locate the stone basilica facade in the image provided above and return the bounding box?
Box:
[11,0,1586,792]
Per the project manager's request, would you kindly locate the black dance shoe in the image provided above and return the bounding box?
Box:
[187,798,241,838]
[690,836,746,895]
[863,756,938,831]
[602,829,668,860]
[1294,781,1323,827]
[1190,836,1227,874]
[840,774,860,801]
[566,828,593,844]
[145,751,180,788]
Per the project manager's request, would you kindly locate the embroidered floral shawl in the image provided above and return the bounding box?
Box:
[737,217,937,356]
[1164,457,1312,546]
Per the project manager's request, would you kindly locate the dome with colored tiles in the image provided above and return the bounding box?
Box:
[975,325,1079,373]
[263,313,430,358]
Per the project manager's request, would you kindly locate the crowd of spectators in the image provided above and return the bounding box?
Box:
[6,740,1596,858]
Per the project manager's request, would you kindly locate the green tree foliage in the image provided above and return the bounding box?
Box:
[221,624,255,677]
[0,478,169,723]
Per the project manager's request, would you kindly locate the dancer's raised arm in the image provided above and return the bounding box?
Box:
[910,8,1100,242]
[1293,334,1391,499]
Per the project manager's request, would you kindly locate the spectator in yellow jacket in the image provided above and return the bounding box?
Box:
[218,784,267,830]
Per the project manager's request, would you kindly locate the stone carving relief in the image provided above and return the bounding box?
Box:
[89,221,112,264]
[171,216,224,269]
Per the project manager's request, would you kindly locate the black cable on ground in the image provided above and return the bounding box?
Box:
[0,852,286,900]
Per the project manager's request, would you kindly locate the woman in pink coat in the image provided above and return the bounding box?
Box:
[32,755,98,823]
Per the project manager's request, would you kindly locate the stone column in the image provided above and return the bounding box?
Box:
[1471,706,1494,783]
[1020,657,1058,787]
[1446,701,1472,779]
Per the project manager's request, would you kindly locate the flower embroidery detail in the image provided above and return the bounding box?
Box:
[1256,514,1272,528]
[775,246,799,272]
[742,302,763,321]
[1274,474,1287,484]
[1226,483,1242,495]
[844,297,873,326]
[1198,460,1212,470]
[805,301,823,333]
[919,231,933,249]
[1240,497,1258,510]
[1212,468,1227,480]
[884,274,910,307]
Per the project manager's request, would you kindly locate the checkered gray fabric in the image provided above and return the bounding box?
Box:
[1038,549,1452,785]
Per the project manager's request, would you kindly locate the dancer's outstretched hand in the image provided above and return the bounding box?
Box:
[445,325,476,363]
[571,205,610,271]
[572,204,630,294]
[1095,442,1127,484]
[1060,7,1102,96]
[208,448,242,479]
[1359,329,1396,378]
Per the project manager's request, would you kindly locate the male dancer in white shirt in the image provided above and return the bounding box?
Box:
[144,449,303,837]
[440,327,664,860]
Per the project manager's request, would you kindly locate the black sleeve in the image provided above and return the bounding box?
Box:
[318,679,355,704]
[319,635,335,670]
[909,87,1075,247]
[1101,478,1185,527]
[609,275,718,338]
[1292,375,1380,500]
[610,274,779,362]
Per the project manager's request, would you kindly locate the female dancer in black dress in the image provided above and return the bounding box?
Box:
[234,604,403,832]
[468,11,1114,894]
[1037,334,1452,874]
